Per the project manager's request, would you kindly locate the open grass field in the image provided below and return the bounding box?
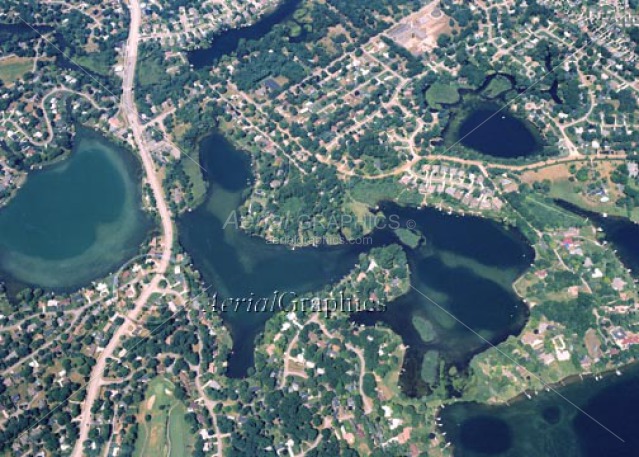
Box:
[546,179,639,221]
[75,53,113,76]
[523,194,584,227]
[482,75,512,99]
[520,163,572,184]
[425,83,460,107]
[133,377,193,457]
[344,199,376,236]
[182,157,207,204]
[0,56,33,85]
[521,161,639,222]
[167,403,189,457]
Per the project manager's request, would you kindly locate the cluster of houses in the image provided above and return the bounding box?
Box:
[140,0,279,46]
[521,320,572,366]
[560,227,631,297]
[542,0,639,62]
[399,164,506,211]
[522,225,639,371]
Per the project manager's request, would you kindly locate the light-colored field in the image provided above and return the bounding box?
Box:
[288,360,308,378]
[133,377,193,457]
[522,161,639,221]
[168,403,189,457]
[520,163,571,184]
[0,56,34,85]
[386,2,452,55]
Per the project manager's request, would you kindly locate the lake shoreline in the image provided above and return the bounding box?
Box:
[0,126,155,296]
[181,130,535,388]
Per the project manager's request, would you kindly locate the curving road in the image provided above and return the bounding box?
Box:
[71,0,174,454]
[7,87,102,147]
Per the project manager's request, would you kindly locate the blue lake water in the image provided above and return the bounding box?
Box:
[443,201,639,456]
[0,128,153,293]
[442,364,639,457]
[456,105,543,158]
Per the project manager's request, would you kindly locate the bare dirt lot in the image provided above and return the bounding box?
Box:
[520,163,572,183]
[386,2,452,55]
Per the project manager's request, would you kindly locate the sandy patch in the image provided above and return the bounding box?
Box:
[520,164,571,183]
[146,394,156,410]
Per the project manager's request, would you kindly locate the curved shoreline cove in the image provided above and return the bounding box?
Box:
[187,0,303,68]
[441,363,639,456]
[554,199,639,275]
[353,203,534,396]
[178,133,534,385]
[178,133,376,378]
[0,128,153,293]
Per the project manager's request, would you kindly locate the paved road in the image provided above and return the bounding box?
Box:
[6,87,102,147]
[70,0,174,454]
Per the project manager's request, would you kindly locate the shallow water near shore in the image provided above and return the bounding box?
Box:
[0,128,153,294]
[179,133,533,385]
[441,203,639,456]
[441,363,639,456]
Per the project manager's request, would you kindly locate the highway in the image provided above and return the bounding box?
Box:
[70,0,174,454]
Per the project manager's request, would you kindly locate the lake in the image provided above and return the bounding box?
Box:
[187,0,303,69]
[441,363,639,456]
[443,201,639,456]
[454,103,543,158]
[178,133,533,384]
[178,133,377,377]
[353,203,533,396]
[0,128,153,294]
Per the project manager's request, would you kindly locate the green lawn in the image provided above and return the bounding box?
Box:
[548,179,639,222]
[482,75,512,99]
[425,83,460,107]
[168,403,189,457]
[182,157,207,205]
[507,192,584,229]
[75,53,113,76]
[133,377,193,457]
[0,57,33,85]
[136,54,167,88]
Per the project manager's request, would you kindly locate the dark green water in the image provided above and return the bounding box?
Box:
[0,22,52,41]
[454,103,543,158]
[354,204,533,396]
[187,0,303,68]
[442,363,639,456]
[178,133,533,382]
[443,202,639,456]
[0,128,153,293]
[178,133,375,377]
